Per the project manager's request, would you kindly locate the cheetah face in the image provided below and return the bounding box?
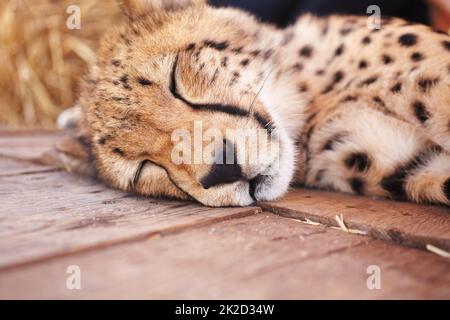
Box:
[77,0,296,206]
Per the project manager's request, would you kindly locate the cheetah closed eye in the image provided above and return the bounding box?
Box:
[58,0,450,207]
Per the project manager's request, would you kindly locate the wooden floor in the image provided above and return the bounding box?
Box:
[0,130,449,299]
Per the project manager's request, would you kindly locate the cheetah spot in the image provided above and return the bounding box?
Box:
[345,152,371,172]
[240,59,250,66]
[137,77,153,86]
[358,60,369,69]
[299,45,313,58]
[413,101,430,124]
[382,54,393,64]
[112,148,125,156]
[361,36,371,45]
[398,33,418,46]
[442,41,450,52]
[349,177,365,195]
[418,78,439,92]
[204,40,229,51]
[411,52,424,62]
[390,82,402,93]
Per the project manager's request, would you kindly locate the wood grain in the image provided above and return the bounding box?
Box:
[0,130,62,161]
[261,189,450,251]
[0,169,260,270]
[1,213,448,299]
[1,130,449,299]
[0,157,59,177]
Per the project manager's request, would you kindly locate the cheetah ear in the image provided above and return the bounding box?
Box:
[120,0,205,17]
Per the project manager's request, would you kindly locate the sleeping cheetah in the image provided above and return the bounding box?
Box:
[58,0,450,207]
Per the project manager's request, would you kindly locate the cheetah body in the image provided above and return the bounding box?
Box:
[61,0,450,207]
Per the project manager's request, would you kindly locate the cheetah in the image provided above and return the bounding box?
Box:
[58,0,450,207]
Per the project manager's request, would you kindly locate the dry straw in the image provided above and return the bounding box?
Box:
[426,244,450,258]
[0,0,122,128]
[333,214,368,235]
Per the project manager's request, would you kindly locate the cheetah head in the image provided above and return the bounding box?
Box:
[66,0,298,207]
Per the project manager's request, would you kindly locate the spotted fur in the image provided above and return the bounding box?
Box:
[58,0,450,207]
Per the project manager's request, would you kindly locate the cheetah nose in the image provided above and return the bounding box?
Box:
[201,139,243,189]
[201,162,243,189]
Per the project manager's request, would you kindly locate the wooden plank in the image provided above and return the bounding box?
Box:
[0,129,448,301]
[0,213,448,299]
[0,130,258,270]
[0,169,260,270]
[0,130,62,161]
[0,157,59,177]
[1,130,449,253]
[0,129,60,136]
[261,189,450,251]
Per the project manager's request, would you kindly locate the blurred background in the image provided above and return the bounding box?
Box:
[0,0,448,128]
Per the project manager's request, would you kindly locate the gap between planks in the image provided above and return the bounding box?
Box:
[1,213,448,299]
[260,192,450,255]
[1,167,448,271]
[1,130,449,270]
[0,207,260,273]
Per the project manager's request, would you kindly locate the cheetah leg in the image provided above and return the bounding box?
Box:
[304,105,450,206]
[389,150,450,204]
